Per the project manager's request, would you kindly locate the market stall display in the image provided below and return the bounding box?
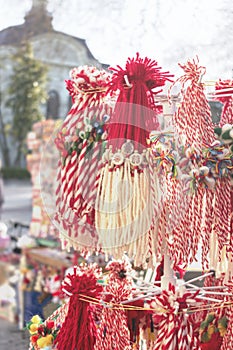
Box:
[27,119,61,239]
[28,54,233,349]
[20,247,73,329]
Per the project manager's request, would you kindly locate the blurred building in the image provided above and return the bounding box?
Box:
[0,0,107,165]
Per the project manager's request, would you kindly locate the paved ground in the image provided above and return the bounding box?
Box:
[0,317,30,350]
[1,179,32,224]
[0,179,32,350]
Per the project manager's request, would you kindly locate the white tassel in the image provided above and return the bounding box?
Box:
[95,156,160,266]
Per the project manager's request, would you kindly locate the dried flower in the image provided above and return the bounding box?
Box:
[31,334,39,344]
[85,124,93,133]
[31,315,42,324]
[29,323,38,334]
[47,320,55,329]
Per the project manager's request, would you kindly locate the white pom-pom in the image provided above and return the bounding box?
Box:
[222,123,232,132]
[204,176,216,190]
[199,166,209,176]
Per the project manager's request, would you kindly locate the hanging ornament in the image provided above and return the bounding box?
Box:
[154,57,231,270]
[94,283,132,350]
[95,53,173,265]
[213,81,233,263]
[214,79,233,126]
[54,265,102,350]
[151,284,200,349]
[169,56,214,151]
[54,66,112,252]
[95,258,133,350]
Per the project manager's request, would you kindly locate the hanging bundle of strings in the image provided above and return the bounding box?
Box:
[210,79,233,266]
[152,286,200,350]
[169,57,214,151]
[95,53,173,265]
[95,258,133,350]
[165,57,216,268]
[215,79,233,126]
[54,265,102,350]
[54,66,112,251]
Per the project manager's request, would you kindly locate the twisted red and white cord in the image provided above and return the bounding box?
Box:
[169,57,214,151]
[95,262,133,350]
[152,289,200,350]
[215,79,233,126]
[201,189,215,269]
[214,179,231,258]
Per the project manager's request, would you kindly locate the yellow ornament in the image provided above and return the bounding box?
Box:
[218,323,227,337]
[46,334,54,344]
[207,324,216,337]
[29,323,38,334]
[218,316,228,337]
[37,337,47,348]
[31,315,42,324]
[37,334,54,348]
[21,268,29,274]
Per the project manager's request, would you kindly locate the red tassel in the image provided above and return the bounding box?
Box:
[55,266,102,350]
[106,53,173,150]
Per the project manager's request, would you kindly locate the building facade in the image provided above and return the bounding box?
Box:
[0,0,106,165]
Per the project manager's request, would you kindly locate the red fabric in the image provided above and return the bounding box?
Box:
[200,332,222,350]
[55,267,102,350]
[125,299,146,342]
[106,53,173,150]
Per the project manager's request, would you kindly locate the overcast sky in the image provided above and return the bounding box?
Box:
[0,0,232,79]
